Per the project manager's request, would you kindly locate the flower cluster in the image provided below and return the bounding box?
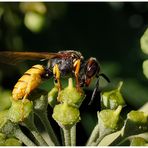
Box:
[0,79,148,146]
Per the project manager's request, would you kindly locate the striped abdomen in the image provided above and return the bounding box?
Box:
[12,65,45,100]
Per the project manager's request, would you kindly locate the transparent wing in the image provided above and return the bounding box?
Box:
[0,51,62,65]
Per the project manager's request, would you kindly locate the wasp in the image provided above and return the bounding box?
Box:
[0,50,110,104]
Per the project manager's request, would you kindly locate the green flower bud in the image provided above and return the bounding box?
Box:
[8,99,33,122]
[5,138,22,146]
[0,132,22,146]
[127,111,147,124]
[101,81,126,110]
[48,86,58,108]
[122,111,148,137]
[1,120,35,146]
[99,105,122,130]
[130,137,147,146]
[58,78,85,108]
[52,103,80,128]
[0,110,8,130]
[30,89,48,112]
[0,133,5,146]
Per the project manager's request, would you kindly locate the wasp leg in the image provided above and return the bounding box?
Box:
[53,64,62,92]
[74,59,81,91]
[53,64,62,102]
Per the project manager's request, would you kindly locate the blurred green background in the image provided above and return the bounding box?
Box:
[0,2,148,144]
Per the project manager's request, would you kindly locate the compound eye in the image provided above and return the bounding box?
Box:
[86,58,100,78]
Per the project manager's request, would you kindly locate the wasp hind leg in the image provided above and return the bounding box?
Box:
[74,59,81,91]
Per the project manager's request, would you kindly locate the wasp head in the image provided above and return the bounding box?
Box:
[79,57,100,87]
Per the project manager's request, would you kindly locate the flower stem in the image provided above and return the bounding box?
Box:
[86,124,99,146]
[38,112,60,145]
[60,128,64,146]
[94,135,105,146]
[14,127,36,146]
[63,127,71,146]
[71,125,76,146]
[23,113,48,146]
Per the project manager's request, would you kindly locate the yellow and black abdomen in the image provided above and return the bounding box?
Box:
[12,65,45,100]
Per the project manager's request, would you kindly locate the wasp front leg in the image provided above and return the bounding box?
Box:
[53,64,62,92]
[74,59,81,91]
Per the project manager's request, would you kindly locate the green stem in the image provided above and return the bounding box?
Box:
[60,128,64,146]
[71,125,76,146]
[117,137,129,146]
[86,124,99,146]
[109,135,124,146]
[38,112,60,146]
[23,113,48,146]
[117,81,123,91]
[94,135,105,146]
[14,127,36,146]
[63,127,71,146]
[95,131,113,146]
